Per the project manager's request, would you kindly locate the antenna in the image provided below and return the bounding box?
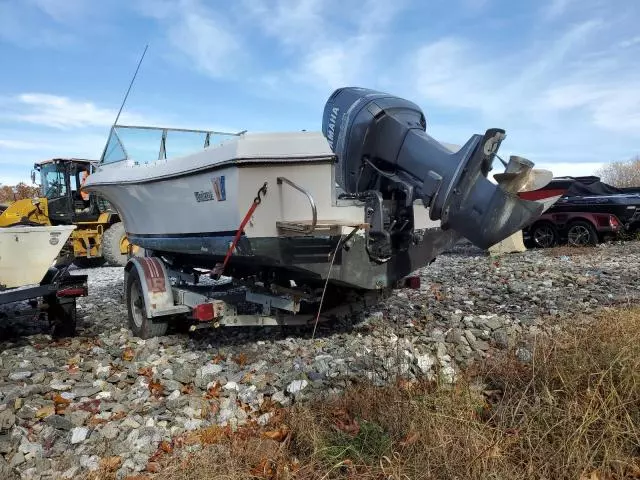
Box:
[113,44,148,127]
[98,44,148,163]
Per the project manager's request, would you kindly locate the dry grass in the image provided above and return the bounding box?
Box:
[93,307,640,480]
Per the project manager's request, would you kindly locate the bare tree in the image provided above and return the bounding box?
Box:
[0,182,40,204]
[596,156,640,188]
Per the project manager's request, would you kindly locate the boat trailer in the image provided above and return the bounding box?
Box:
[123,255,414,339]
[0,267,88,337]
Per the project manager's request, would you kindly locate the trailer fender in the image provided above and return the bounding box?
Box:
[124,257,186,318]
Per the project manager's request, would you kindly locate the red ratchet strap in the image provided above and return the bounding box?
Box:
[210,182,268,278]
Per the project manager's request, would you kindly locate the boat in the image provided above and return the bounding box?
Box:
[520,175,640,231]
[0,225,76,289]
[83,87,556,292]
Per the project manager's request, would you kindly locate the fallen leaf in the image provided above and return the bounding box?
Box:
[111,411,127,421]
[35,405,55,419]
[182,432,201,446]
[138,366,153,378]
[181,383,194,395]
[250,458,275,478]
[52,393,71,406]
[334,418,360,436]
[146,462,161,473]
[122,348,135,362]
[205,384,221,399]
[199,426,227,445]
[396,378,417,392]
[77,399,101,414]
[88,416,107,427]
[429,283,444,301]
[159,440,173,454]
[399,431,420,447]
[262,425,290,442]
[212,353,226,364]
[341,459,354,469]
[233,353,248,366]
[100,456,122,471]
[148,379,164,397]
[485,445,502,459]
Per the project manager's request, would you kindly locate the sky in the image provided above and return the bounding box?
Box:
[0,0,639,186]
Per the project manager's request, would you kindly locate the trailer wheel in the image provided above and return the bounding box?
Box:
[126,267,168,339]
[530,221,558,248]
[567,220,598,247]
[47,297,77,338]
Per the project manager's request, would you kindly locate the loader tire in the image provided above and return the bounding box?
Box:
[102,222,129,267]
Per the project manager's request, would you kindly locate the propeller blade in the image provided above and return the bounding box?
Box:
[493,155,553,193]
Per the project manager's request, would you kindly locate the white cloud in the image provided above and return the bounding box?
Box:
[244,0,407,91]
[0,129,108,164]
[619,36,640,48]
[136,0,243,79]
[544,0,575,20]
[1,93,147,129]
[412,20,600,121]
[0,1,74,47]
[0,139,44,150]
[534,161,604,178]
[0,128,107,186]
[26,0,93,24]
[0,173,36,187]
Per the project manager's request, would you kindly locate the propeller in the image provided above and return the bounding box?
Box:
[494,155,553,194]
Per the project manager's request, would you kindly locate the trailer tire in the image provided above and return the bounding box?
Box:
[47,297,77,338]
[126,267,168,339]
[529,221,559,248]
[567,220,598,247]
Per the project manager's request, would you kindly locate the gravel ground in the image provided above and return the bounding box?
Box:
[1,242,640,479]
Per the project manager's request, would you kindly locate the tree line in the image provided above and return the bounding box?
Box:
[0,183,41,204]
[596,156,640,188]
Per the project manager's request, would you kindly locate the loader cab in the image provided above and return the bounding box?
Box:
[35,158,100,224]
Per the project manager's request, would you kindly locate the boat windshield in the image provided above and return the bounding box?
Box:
[100,125,244,165]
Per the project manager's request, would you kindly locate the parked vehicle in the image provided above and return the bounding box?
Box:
[0,158,138,267]
[0,225,88,336]
[521,176,640,248]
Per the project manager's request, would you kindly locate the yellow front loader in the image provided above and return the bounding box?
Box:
[0,158,138,267]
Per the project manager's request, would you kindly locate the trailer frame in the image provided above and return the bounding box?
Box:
[0,266,88,337]
[123,254,392,339]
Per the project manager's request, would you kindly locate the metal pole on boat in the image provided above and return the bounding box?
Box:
[98,44,149,163]
[113,44,148,127]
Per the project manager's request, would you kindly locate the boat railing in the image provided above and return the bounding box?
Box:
[276,176,318,234]
[100,124,246,166]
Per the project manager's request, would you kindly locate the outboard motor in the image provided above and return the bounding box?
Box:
[322,87,544,256]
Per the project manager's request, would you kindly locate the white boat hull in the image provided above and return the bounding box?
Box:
[0,225,76,289]
[84,130,551,290]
